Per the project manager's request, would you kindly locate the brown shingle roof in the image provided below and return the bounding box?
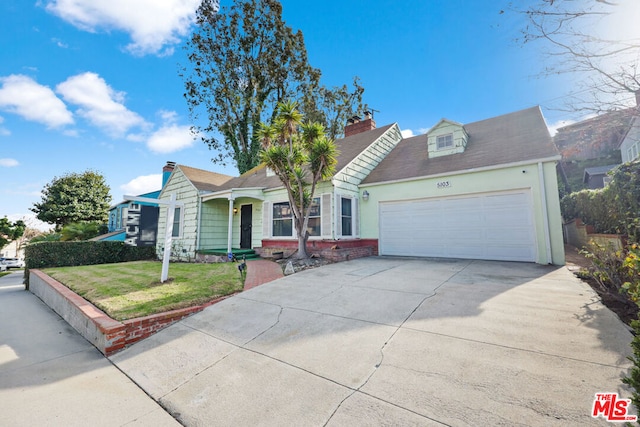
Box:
[216,124,397,191]
[362,107,559,184]
[178,165,233,192]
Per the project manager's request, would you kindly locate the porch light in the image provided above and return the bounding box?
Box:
[362,190,370,201]
[233,207,238,214]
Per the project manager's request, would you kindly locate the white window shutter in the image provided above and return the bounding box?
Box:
[335,193,342,237]
[321,193,331,238]
[353,197,359,238]
[262,201,271,238]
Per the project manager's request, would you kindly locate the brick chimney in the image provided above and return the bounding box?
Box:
[345,111,376,137]
[162,161,176,188]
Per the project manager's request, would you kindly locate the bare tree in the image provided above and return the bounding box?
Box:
[515,0,640,114]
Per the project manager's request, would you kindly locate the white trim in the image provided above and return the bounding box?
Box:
[359,156,562,188]
[172,205,185,238]
[436,133,453,150]
[336,194,356,238]
[201,188,266,202]
[538,162,553,264]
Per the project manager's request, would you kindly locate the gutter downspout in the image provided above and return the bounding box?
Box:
[538,162,553,264]
[196,197,202,254]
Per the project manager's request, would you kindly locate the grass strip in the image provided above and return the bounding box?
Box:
[43,261,243,321]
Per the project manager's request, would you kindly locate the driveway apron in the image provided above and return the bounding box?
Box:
[110,257,635,426]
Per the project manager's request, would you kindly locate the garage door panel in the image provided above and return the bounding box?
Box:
[380,191,536,262]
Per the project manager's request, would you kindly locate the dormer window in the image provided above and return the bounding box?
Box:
[436,134,453,150]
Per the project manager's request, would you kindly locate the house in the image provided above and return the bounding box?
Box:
[619,116,640,163]
[583,164,618,189]
[553,106,635,194]
[157,106,565,265]
[157,115,401,261]
[101,162,177,246]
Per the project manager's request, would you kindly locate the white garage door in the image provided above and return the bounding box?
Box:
[379,190,536,262]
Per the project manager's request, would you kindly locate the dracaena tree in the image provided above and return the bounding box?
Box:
[258,101,338,259]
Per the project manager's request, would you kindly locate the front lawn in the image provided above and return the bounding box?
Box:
[43,261,243,321]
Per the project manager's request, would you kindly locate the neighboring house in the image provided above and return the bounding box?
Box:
[583,164,618,189]
[619,115,640,163]
[1,240,23,260]
[158,107,565,265]
[553,109,632,194]
[101,162,176,246]
[553,110,631,161]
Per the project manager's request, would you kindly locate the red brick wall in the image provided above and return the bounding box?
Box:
[344,118,376,137]
[258,239,378,260]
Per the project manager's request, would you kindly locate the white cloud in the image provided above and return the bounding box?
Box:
[0,116,9,136]
[120,174,162,195]
[401,129,415,138]
[0,158,19,167]
[0,74,74,128]
[44,0,203,56]
[146,123,194,153]
[547,119,576,136]
[56,72,146,136]
[52,37,69,48]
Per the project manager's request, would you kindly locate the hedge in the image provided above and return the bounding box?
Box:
[23,241,156,289]
[561,161,640,241]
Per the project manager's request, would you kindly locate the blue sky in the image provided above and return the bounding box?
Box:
[0,0,624,230]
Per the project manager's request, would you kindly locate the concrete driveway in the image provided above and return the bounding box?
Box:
[111,257,635,426]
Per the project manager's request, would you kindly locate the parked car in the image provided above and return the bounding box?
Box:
[2,258,25,269]
[0,262,6,272]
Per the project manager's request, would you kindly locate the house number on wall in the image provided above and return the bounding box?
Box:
[437,180,451,189]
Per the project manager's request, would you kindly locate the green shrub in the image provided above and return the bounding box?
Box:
[561,161,640,242]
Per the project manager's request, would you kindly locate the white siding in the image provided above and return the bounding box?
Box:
[157,168,199,261]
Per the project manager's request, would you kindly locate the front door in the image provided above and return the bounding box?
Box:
[240,204,252,249]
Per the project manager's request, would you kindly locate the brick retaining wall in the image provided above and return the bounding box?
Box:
[257,238,378,260]
[564,219,625,251]
[29,269,228,356]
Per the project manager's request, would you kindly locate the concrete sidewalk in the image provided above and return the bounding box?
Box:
[0,272,179,427]
[111,257,636,426]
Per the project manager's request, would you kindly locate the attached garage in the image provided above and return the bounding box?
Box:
[379,190,537,262]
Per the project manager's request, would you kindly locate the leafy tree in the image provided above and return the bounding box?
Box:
[31,171,111,230]
[514,0,640,114]
[182,0,363,174]
[258,101,338,259]
[0,217,26,250]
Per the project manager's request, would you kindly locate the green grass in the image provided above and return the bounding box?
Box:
[43,261,244,321]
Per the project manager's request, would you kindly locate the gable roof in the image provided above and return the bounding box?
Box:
[428,118,464,132]
[362,106,559,184]
[583,164,618,183]
[215,124,397,192]
[178,165,234,192]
